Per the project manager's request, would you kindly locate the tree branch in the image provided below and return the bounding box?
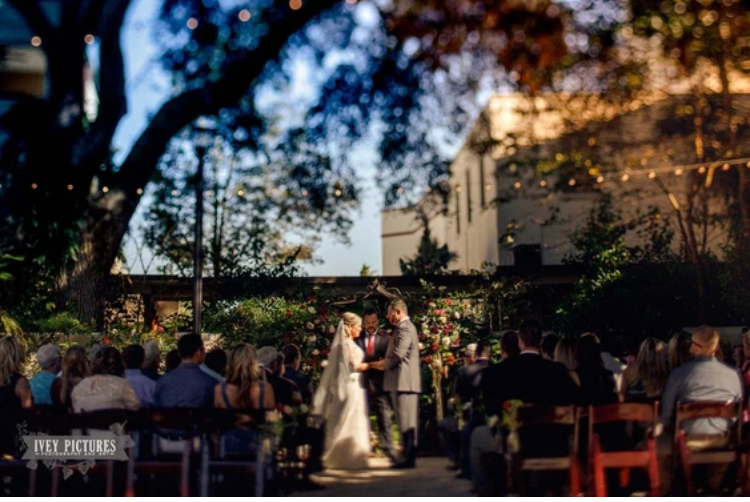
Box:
[95,0,341,263]
[73,0,132,170]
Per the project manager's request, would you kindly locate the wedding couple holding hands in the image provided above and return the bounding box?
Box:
[311,299,421,470]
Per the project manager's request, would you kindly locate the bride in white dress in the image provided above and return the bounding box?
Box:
[312,312,371,470]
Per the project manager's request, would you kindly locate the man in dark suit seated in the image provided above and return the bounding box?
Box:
[471,320,580,495]
[282,344,312,405]
[356,307,396,461]
[454,339,493,479]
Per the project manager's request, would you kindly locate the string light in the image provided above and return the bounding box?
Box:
[171,190,178,196]
[568,179,576,186]
[722,163,730,171]
[67,184,74,190]
[346,0,357,3]
[334,189,343,196]
[102,186,109,193]
[674,168,684,176]
[289,0,302,10]
[540,179,547,187]
[84,34,95,44]
[455,185,463,193]
[31,36,41,46]
[698,166,707,174]
[397,187,404,194]
[238,9,251,21]
[136,188,143,195]
[187,17,198,29]
[302,189,308,196]
[31,183,38,190]
[514,181,522,189]
[621,174,630,182]
[648,171,656,179]
[237,189,245,196]
[485,184,492,191]
[597,176,605,184]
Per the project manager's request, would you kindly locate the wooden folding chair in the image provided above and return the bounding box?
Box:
[198,409,270,497]
[509,405,582,496]
[588,402,660,496]
[674,400,744,496]
[124,408,201,497]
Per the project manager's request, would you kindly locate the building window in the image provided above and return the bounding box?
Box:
[455,188,461,235]
[466,171,472,223]
[479,155,486,208]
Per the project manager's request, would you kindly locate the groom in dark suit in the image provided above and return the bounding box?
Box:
[356,307,396,461]
[373,298,421,469]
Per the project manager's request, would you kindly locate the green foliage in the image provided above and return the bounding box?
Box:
[400,222,458,276]
[36,313,93,336]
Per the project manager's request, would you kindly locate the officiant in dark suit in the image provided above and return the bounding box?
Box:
[357,307,396,461]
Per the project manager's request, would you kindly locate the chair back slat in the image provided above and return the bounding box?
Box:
[589,402,658,426]
[516,405,577,426]
[676,400,740,422]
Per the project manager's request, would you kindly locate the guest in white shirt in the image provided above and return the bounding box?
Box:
[72,346,139,413]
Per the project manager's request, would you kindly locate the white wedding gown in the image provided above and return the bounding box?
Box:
[320,339,371,470]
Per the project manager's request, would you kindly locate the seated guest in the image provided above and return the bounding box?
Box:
[0,337,33,456]
[0,337,33,409]
[455,340,493,479]
[282,344,312,405]
[733,344,745,371]
[439,343,477,471]
[155,334,217,409]
[500,330,521,360]
[142,341,161,381]
[51,345,89,410]
[620,342,639,395]
[740,328,750,391]
[215,343,276,455]
[575,334,618,405]
[622,338,668,402]
[540,333,560,360]
[30,344,61,405]
[201,348,227,382]
[258,346,301,408]
[72,347,139,412]
[165,349,182,373]
[472,321,579,495]
[668,331,693,370]
[661,326,743,436]
[123,344,157,408]
[554,336,581,386]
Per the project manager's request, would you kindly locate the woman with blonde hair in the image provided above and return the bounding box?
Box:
[554,336,581,386]
[51,345,89,410]
[0,337,33,457]
[215,343,276,454]
[668,331,693,370]
[312,312,371,470]
[214,343,275,410]
[622,338,669,401]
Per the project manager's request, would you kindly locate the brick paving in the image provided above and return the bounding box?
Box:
[298,457,475,497]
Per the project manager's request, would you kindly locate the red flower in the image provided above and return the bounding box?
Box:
[422,356,432,364]
[502,401,512,410]
[286,310,292,317]
[102,336,112,345]
[321,349,329,356]
[446,298,453,306]
[431,343,439,352]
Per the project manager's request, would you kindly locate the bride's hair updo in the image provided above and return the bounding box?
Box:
[342,312,362,338]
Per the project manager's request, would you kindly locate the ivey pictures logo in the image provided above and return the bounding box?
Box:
[17,422,134,479]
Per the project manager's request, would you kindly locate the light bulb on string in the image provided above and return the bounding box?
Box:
[289,0,302,10]
[396,187,404,194]
[621,174,630,182]
[84,34,95,44]
[31,36,41,47]
[67,184,74,190]
[187,17,198,29]
[568,179,576,187]
[674,168,683,176]
[335,189,343,197]
[722,163,730,171]
[648,171,656,179]
[136,188,143,195]
[540,179,547,187]
[102,186,109,193]
[485,184,492,191]
[302,189,308,196]
[237,189,245,196]
[238,9,251,21]
[597,176,605,184]
[455,185,463,193]
[171,189,178,196]
[31,183,38,190]
[514,181,521,189]
[698,166,706,174]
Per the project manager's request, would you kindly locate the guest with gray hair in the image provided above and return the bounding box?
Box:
[141,341,161,381]
[30,344,62,405]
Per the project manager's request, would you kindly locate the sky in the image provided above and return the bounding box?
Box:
[116,0,388,276]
